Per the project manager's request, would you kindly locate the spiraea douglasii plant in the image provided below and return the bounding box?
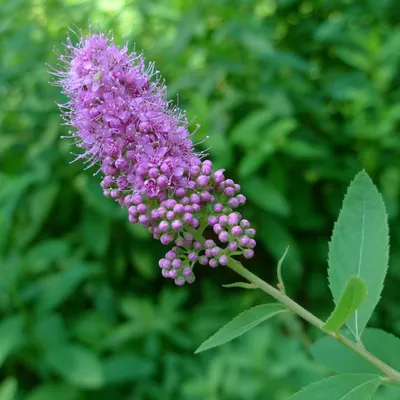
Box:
[52,29,400,399]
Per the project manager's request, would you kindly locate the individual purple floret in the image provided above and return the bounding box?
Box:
[53,30,256,285]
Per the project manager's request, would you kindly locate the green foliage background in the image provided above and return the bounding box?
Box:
[1,0,400,398]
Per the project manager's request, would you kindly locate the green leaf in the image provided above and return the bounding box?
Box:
[328,171,389,339]
[44,344,104,389]
[277,246,289,293]
[282,140,329,160]
[286,374,382,400]
[374,385,400,400]
[311,328,400,375]
[311,335,377,375]
[0,377,18,400]
[222,282,258,289]
[230,110,274,147]
[0,316,24,367]
[103,355,154,384]
[81,208,110,257]
[195,304,287,353]
[241,177,290,217]
[335,47,370,72]
[34,314,68,349]
[26,240,70,274]
[323,276,368,332]
[33,262,97,313]
[25,383,78,400]
[17,183,59,248]
[362,329,400,371]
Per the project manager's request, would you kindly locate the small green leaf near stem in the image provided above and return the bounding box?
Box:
[277,246,289,294]
[195,303,287,353]
[323,276,367,333]
[223,282,258,289]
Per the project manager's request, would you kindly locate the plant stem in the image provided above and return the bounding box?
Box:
[227,257,400,383]
[186,225,206,243]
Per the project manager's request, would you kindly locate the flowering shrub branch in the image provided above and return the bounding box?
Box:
[52,31,256,286]
[53,29,400,399]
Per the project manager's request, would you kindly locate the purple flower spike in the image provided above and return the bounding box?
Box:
[53,29,257,285]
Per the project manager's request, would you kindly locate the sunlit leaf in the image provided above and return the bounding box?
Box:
[195,304,287,353]
[0,377,18,400]
[328,171,389,339]
[323,276,367,333]
[286,374,382,400]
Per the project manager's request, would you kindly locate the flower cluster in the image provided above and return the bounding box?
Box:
[54,31,256,285]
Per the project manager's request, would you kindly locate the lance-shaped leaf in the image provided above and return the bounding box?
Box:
[323,276,367,332]
[222,282,258,289]
[44,344,104,389]
[0,377,18,400]
[286,374,382,400]
[277,246,289,293]
[195,304,287,354]
[328,171,389,340]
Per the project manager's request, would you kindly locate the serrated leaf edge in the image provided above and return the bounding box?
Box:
[327,170,389,339]
[286,373,382,400]
[195,304,287,354]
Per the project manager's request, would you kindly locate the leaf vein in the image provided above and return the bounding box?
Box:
[355,196,366,339]
[338,377,381,400]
